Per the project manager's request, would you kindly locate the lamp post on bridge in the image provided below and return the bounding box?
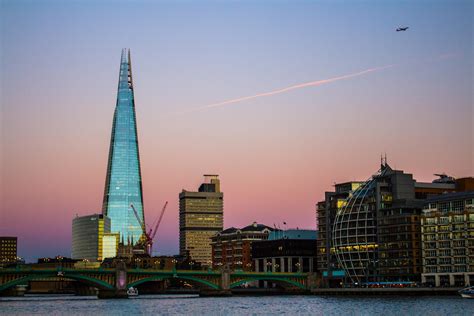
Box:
[171,259,178,272]
[235,260,243,272]
[245,262,252,271]
[266,261,272,272]
[295,262,301,273]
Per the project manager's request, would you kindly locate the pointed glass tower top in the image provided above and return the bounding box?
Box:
[102,48,145,245]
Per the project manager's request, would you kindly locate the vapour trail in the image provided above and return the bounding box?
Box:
[178,64,395,114]
[176,52,459,115]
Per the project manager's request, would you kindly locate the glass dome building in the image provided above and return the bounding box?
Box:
[332,164,392,284]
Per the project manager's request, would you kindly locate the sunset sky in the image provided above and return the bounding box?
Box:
[1,0,472,261]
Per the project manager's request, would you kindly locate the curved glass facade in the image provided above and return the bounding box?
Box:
[102,49,144,245]
[332,169,385,283]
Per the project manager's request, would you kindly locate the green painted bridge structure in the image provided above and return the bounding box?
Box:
[0,266,316,297]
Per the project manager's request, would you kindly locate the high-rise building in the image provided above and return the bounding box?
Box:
[421,191,474,287]
[179,175,223,265]
[211,222,273,270]
[102,48,145,244]
[72,214,110,261]
[0,237,17,265]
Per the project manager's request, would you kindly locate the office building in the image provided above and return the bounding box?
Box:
[316,182,362,286]
[72,214,110,261]
[102,48,145,245]
[252,229,318,273]
[102,233,120,260]
[329,160,459,285]
[211,222,273,270]
[421,191,474,287]
[0,236,17,265]
[179,175,223,265]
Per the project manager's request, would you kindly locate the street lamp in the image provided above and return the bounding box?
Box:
[295,262,301,273]
[274,263,280,272]
[171,259,178,271]
[135,258,142,269]
[189,261,194,270]
[266,261,272,272]
[246,262,252,271]
[235,260,243,271]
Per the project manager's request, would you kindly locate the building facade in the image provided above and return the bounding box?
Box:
[179,175,223,265]
[421,191,474,287]
[102,48,145,245]
[316,182,362,286]
[72,214,111,261]
[329,161,459,285]
[102,233,120,260]
[252,230,318,273]
[211,222,273,270]
[0,237,17,266]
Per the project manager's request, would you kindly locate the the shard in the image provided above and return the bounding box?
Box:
[102,48,145,245]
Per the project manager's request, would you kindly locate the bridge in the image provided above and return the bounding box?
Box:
[0,266,316,298]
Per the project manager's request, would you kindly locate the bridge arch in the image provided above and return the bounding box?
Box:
[230,277,306,290]
[128,275,220,290]
[0,273,115,292]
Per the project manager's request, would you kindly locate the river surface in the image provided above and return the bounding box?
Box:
[0,294,472,315]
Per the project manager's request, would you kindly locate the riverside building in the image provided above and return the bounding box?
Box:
[211,222,273,270]
[316,182,363,286]
[179,175,223,266]
[71,214,110,262]
[421,190,474,287]
[0,236,17,266]
[102,48,145,245]
[252,229,318,273]
[326,159,461,285]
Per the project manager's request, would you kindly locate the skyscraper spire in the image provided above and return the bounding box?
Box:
[102,49,145,245]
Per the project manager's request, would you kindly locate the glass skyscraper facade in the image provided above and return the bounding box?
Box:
[102,48,145,245]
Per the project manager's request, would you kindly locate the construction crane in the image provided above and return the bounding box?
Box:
[130,201,168,256]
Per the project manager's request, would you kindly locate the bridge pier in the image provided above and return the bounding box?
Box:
[198,267,232,297]
[98,261,129,299]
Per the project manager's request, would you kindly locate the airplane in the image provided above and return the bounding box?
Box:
[396,26,409,32]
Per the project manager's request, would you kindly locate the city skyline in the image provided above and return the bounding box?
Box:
[1,1,473,261]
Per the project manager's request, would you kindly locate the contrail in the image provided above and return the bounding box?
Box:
[179,64,395,114]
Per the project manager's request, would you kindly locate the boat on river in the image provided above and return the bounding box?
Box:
[127,287,138,297]
[458,286,474,298]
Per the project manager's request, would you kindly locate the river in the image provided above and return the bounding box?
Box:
[0,294,472,315]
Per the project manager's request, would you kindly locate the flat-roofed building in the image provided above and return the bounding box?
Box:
[316,182,362,286]
[252,229,318,273]
[102,233,120,260]
[0,236,17,266]
[421,191,474,287]
[72,214,111,262]
[179,175,223,266]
